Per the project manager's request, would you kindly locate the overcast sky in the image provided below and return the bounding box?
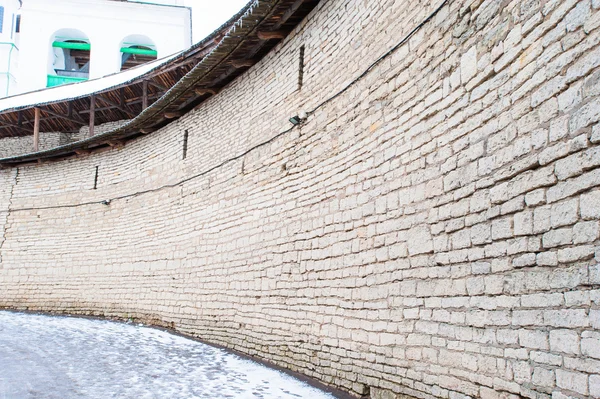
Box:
[184,0,250,43]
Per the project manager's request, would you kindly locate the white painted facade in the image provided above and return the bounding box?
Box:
[0,0,21,98]
[6,0,191,96]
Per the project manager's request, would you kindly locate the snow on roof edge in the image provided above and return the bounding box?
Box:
[0,52,182,113]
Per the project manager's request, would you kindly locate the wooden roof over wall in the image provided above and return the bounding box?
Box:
[0,0,319,165]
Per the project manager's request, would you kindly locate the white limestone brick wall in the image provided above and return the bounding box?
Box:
[77,119,129,137]
[0,132,75,158]
[0,120,129,159]
[1,0,599,398]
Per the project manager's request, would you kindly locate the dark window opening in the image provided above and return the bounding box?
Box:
[15,14,20,33]
[182,130,189,160]
[48,39,91,87]
[298,45,305,90]
[93,166,99,190]
[54,40,91,77]
[121,45,157,71]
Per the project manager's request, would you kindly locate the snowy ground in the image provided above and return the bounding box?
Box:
[0,311,337,399]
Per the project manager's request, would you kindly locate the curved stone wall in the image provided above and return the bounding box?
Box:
[1,0,600,398]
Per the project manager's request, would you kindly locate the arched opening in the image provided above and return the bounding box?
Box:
[120,35,157,71]
[48,28,91,87]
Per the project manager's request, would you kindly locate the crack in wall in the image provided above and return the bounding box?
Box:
[0,167,19,265]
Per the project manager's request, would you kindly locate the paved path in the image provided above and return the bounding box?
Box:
[0,311,336,399]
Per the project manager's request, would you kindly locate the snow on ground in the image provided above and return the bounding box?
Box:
[0,311,337,399]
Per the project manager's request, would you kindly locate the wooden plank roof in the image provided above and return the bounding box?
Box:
[0,0,319,166]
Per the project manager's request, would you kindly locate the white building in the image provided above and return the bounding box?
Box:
[0,0,21,98]
[0,0,191,97]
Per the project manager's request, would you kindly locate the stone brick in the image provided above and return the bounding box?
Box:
[471,223,492,245]
[558,82,583,113]
[547,169,600,204]
[513,253,536,268]
[564,0,591,31]
[501,196,525,215]
[522,292,564,308]
[525,189,546,206]
[537,251,558,266]
[591,264,600,285]
[492,218,513,240]
[407,225,433,256]
[472,261,491,275]
[513,310,544,326]
[591,374,600,398]
[569,97,600,132]
[591,309,600,329]
[452,229,472,250]
[585,70,600,99]
[558,244,595,263]
[530,351,562,366]
[564,291,590,308]
[573,221,599,243]
[532,367,554,387]
[550,199,579,228]
[581,331,600,359]
[554,153,584,181]
[542,228,573,248]
[566,34,600,82]
[580,190,600,220]
[534,205,552,233]
[514,210,533,236]
[519,329,549,350]
[549,116,569,142]
[461,46,478,85]
[592,123,600,143]
[544,309,589,327]
[556,369,588,395]
[549,329,580,355]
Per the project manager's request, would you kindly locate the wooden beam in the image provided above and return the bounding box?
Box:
[0,119,33,135]
[142,80,149,110]
[33,108,41,152]
[120,88,125,107]
[89,95,95,137]
[257,30,287,40]
[96,94,136,118]
[67,103,78,122]
[277,0,308,28]
[231,59,255,68]
[74,149,91,155]
[78,93,163,115]
[194,88,219,96]
[126,92,162,105]
[140,128,155,134]
[40,106,86,125]
[0,114,83,133]
[107,140,126,148]
[147,79,167,92]
[164,111,182,119]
